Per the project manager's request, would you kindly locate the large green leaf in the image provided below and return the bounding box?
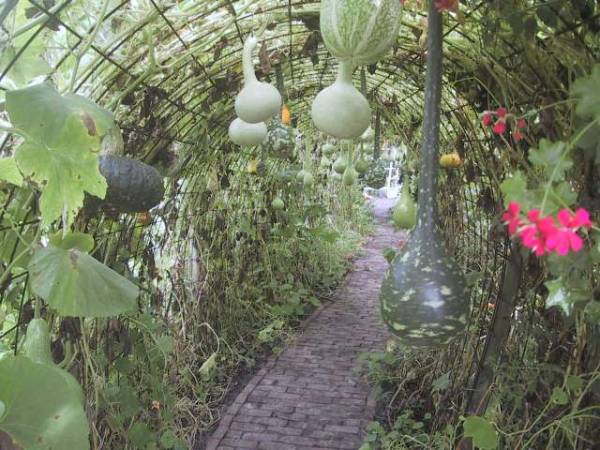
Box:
[14,114,107,225]
[28,245,138,317]
[0,158,23,186]
[528,139,572,181]
[6,83,114,143]
[0,356,90,450]
[571,64,600,121]
[463,416,498,450]
[500,171,529,208]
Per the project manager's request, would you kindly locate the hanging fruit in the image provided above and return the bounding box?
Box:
[439,152,462,168]
[342,166,358,186]
[235,36,282,123]
[229,118,267,146]
[322,142,336,156]
[311,0,402,138]
[392,183,417,229]
[271,196,285,210]
[332,154,348,174]
[281,104,291,125]
[85,155,164,214]
[379,3,468,349]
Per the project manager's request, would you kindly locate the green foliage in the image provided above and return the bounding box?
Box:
[28,245,138,317]
[0,356,89,450]
[463,416,498,450]
[571,64,600,121]
[0,158,23,186]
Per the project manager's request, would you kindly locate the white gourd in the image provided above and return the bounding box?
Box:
[228,118,267,146]
[235,36,282,124]
[311,61,371,139]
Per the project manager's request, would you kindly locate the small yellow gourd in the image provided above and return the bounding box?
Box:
[439,152,462,168]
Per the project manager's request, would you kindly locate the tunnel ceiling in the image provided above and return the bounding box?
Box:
[1,0,598,172]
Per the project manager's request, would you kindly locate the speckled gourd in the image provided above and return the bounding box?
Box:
[379,3,469,349]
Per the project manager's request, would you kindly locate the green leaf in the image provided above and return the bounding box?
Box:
[463,416,498,450]
[0,158,23,186]
[0,356,90,450]
[199,352,217,379]
[551,386,569,405]
[14,114,107,225]
[432,372,450,393]
[566,375,583,392]
[500,171,528,208]
[49,232,95,253]
[528,139,571,181]
[571,64,600,120]
[28,245,138,317]
[6,83,114,143]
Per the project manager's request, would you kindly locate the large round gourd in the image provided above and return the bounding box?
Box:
[87,156,164,213]
[320,0,402,67]
[379,3,468,349]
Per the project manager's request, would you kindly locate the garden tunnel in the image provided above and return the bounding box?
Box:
[0,0,599,449]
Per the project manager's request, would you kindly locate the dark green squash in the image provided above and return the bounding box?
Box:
[87,155,164,213]
[379,3,469,349]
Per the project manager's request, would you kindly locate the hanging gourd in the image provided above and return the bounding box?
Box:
[392,183,417,229]
[303,171,314,189]
[229,118,267,146]
[332,154,347,174]
[235,36,282,123]
[311,0,402,139]
[355,157,370,174]
[266,121,295,155]
[439,152,462,168]
[322,142,336,156]
[272,196,285,210]
[379,2,469,349]
[320,156,332,169]
[343,166,358,186]
[85,155,164,214]
[281,104,291,125]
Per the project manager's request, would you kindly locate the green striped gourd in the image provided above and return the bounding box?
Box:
[320,0,402,67]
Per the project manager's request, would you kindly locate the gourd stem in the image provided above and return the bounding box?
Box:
[336,60,354,83]
[242,36,259,83]
[416,0,443,232]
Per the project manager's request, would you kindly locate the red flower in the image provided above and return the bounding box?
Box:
[482,113,493,127]
[496,107,507,118]
[493,120,506,135]
[516,119,527,129]
[513,130,524,142]
[435,0,459,12]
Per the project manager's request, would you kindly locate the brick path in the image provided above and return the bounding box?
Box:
[206,198,402,450]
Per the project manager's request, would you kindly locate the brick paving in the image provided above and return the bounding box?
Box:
[206,198,403,450]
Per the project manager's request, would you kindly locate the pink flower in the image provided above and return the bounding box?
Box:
[516,119,527,129]
[502,204,592,257]
[493,120,506,135]
[502,202,521,234]
[496,107,507,118]
[513,130,524,142]
[482,113,493,127]
[435,0,459,12]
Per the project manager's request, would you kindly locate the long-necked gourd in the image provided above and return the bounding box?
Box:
[392,182,417,229]
[379,1,468,349]
[235,36,282,124]
[229,118,268,146]
[311,0,401,138]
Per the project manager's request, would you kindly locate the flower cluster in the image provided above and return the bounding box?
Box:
[435,0,459,13]
[481,107,527,142]
[502,202,592,256]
